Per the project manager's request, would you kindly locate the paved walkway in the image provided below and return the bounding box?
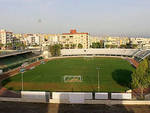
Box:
[127,58,139,68]
[0,102,150,113]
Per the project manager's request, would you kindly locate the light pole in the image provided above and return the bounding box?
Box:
[96,68,100,92]
[21,72,24,91]
[20,67,25,91]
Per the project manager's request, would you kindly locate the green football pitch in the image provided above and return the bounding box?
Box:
[2,57,135,92]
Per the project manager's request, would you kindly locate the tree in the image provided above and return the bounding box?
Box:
[105,44,117,48]
[120,44,126,48]
[90,42,104,48]
[126,39,132,49]
[78,43,83,49]
[132,59,150,98]
[90,42,96,48]
[49,44,61,56]
[59,44,64,49]
[100,40,104,48]
[111,45,117,48]
[132,44,138,49]
[105,45,111,48]
[91,42,99,48]
[70,44,76,49]
[0,44,4,49]
[15,42,26,50]
[6,43,13,49]
[65,44,69,49]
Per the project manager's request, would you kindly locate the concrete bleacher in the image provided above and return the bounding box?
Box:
[134,50,150,61]
[61,49,150,62]
[0,52,37,66]
[0,52,43,72]
[61,49,138,57]
[0,50,32,58]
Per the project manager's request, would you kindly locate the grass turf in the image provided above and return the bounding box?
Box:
[2,57,135,92]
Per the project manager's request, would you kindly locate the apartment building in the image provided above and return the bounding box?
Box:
[130,37,150,49]
[13,34,23,39]
[43,34,59,45]
[59,29,90,49]
[0,29,13,45]
[104,37,129,47]
[25,34,40,46]
[48,34,59,45]
[89,37,100,44]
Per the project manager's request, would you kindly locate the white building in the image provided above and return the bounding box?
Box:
[0,29,13,45]
[59,29,90,49]
[48,34,59,45]
[103,37,129,48]
[25,35,40,46]
[130,37,150,49]
[89,37,100,44]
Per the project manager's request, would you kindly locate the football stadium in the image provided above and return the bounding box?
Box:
[1,49,149,93]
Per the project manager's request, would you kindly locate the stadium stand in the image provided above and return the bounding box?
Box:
[0,52,43,72]
[61,49,138,57]
[0,50,32,58]
[61,49,150,63]
[0,53,36,66]
[133,50,150,62]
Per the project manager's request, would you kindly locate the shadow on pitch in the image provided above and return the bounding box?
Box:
[112,69,132,88]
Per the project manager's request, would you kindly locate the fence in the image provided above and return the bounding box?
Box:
[111,93,132,100]
[21,91,50,103]
[95,93,108,99]
[0,91,134,104]
[52,92,92,103]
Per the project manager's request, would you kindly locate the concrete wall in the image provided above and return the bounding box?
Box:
[1,97,150,105]
[69,93,85,103]
[52,92,92,103]
[95,93,108,99]
[145,93,150,100]
[52,92,69,100]
[84,93,93,99]
[111,93,132,100]
[2,91,150,105]
[21,91,49,103]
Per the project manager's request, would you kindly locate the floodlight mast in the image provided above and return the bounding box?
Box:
[20,64,26,91]
[21,72,24,91]
[96,67,100,92]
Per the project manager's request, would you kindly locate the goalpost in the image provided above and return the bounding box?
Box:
[83,56,94,61]
[64,75,82,83]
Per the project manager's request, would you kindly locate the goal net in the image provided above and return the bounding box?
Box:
[83,56,94,61]
[64,75,82,83]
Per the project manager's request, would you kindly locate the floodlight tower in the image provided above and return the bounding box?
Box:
[20,63,26,91]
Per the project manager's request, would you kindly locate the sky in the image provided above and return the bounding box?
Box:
[0,0,150,37]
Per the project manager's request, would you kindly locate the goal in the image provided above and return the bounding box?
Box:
[64,75,82,83]
[83,56,94,61]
